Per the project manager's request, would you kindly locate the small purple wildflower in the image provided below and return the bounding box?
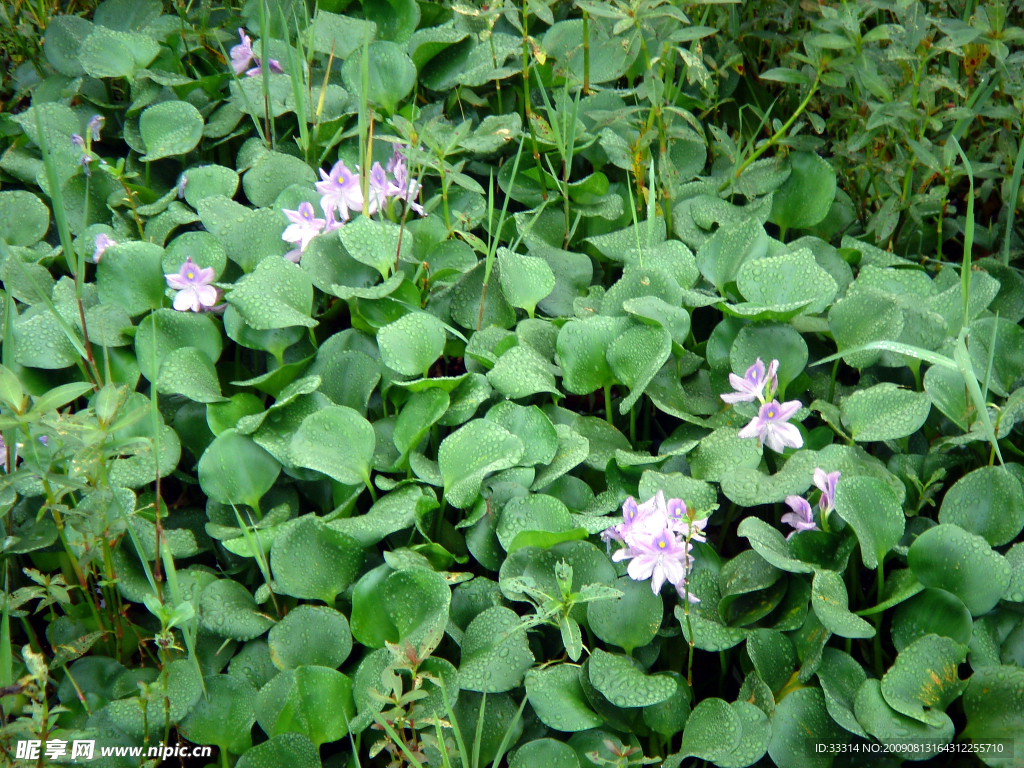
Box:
[781,495,818,539]
[88,115,104,142]
[79,153,94,176]
[721,357,778,404]
[366,162,390,215]
[386,149,424,214]
[230,28,282,77]
[814,468,841,513]
[282,202,326,257]
[92,233,117,263]
[176,175,188,199]
[71,134,85,149]
[737,399,803,453]
[316,160,363,223]
[619,526,693,594]
[166,257,218,312]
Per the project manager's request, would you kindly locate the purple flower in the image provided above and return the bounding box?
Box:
[92,233,117,263]
[230,28,282,77]
[176,175,188,199]
[737,399,803,453]
[814,468,840,513]
[386,148,424,214]
[88,115,104,142]
[71,134,85,149]
[316,160,363,223]
[166,257,218,312]
[721,357,778,404]
[79,153,93,176]
[781,495,819,539]
[281,202,326,255]
[366,161,391,215]
[0,434,6,470]
[616,525,694,594]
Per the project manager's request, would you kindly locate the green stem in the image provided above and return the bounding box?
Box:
[603,383,613,425]
[718,73,821,193]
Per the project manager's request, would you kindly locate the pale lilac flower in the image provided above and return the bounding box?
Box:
[782,495,818,539]
[366,161,390,215]
[230,28,282,77]
[738,399,803,453]
[176,175,188,199]
[166,257,218,312]
[88,115,104,142]
[92,233,117,263]
[316,160,363,223]
[71,134,85,149]
[281,202,326,255]
[813,468,841,513]
[618,526,694,595]
[387,148,424,214]
[721,358,778,404]
[79,154,93,176]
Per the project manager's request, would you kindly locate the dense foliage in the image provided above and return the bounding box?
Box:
[1,0,1024,766]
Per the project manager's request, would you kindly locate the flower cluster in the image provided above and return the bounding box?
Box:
[280,147,423,262]
[230,29,282,77]
[782,468,840,538]
[601,491,708,600]
[722,358,804,453]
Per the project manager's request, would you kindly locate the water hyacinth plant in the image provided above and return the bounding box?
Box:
[0,0,1022,767]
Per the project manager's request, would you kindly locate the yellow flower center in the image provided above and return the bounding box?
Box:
[186,271,195,280]
[767,409,775,418]
[658,540,666,548]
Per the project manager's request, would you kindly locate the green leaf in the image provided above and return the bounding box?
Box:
[363,0,419,42]
[181,165,239,208]
[735,249,838,315]
[891,588,972,652]
[769,152,837,231]
[458,606,534,692]
[511,738,581,768]
[228,256,316,330]
[0,191,49,246]
[498,248,555,317]
[696,218,768,293]
[271,514,364,605]
[377,312,447,376]
[198,429,281,510]
[393,389,449,459]
[854,679,954,758]
[841,383,931,442]
[485,402,558,467]
[198,196,289,271]
[880,634,966,726]
[438,419,526,508]
[642,671,691,738]
[337,216,407,279]
[178,675,257,755]
[329,485,436,547]
[496,494,574,551]
[43,15,92,76]
[833,476,904,569]
[963,666,1024,746]
[816,648,868,738]
[157,346,227,403]
[828,287,904,368]
[557,316,630,395]
[199,579,276,641]
[270,666,355,746]
[588,649,675,707]
[136,308,222,382]
[78,26,158,78]
[382,568,451,655]
[690,428,762,483]
[310,9,376,58]
[236,733,321,768]
[811,570,875,639]
[907,524,1012,616]
[268,605,352,671]
[139,101,204,162]
[608,324,672,414]
[341,40,416,114]
[290,405,375,487]
[242,152,317,208]
[678,698,741,762]
[525,664,603,733]
[938,466,1024,546]
[767,688,846,767]
[587,574,663,655]
[487,344,560,399]
[97,241,166,316]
